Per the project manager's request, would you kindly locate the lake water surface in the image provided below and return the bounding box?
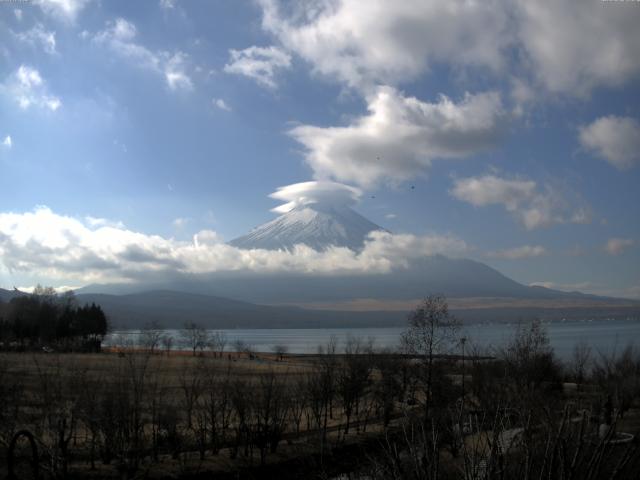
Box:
[105,318,640,361]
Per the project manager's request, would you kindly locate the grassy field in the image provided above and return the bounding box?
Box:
[0,349,409,479]
[1,341,639,480]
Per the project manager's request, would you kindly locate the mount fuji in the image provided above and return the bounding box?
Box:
[229,203,385,251]
[70,200,640,328]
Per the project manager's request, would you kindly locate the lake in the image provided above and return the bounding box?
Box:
[104,318,640,361]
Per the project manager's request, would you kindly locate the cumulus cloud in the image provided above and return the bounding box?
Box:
[92,18,193,92]
[249,1,640,192]
[84,216,125,229]
[579,116,640,170]
[487,245,548,260]
[604,238,634,256]
[213,98,231,111]
[515,1,640,95]
[2,136,11,149]
[269,181,362,213]
[13,23,57,55]
[260,0,509,92]
[224,46,291,89]
[1,65,62,111]
[259,0,640,96]
[36,0,90,22]
[451,174,591,230]
[0,206,468,284]
[290,87,505,187]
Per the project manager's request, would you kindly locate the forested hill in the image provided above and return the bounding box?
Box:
[0,286,108,351]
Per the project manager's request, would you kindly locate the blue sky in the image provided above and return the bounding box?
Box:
[1,0,639,298]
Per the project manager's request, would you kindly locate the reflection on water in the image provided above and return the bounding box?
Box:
[104,318,640,360]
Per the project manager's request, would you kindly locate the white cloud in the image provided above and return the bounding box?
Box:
[36,0,90,23]
[249,2,640,194]
[224,45,291,89]
[451,175,536,210]
[84,216,125,229]
[515,1,640,95]
[13,23,57,55]
[604,238,634,256]
[0,206,469,284]
[164,52,193,91]
[2,135,11,149]
[290,87,505,187]
[16,285,81,294]
[1,65,62,112]
[259,0,640,96]
[213,98,231,111]
[92,18,193,92]
[487,245,548,260]
[260,0,509,92]
[269,181,362,213]
[451,174,591,230]
[172,217,190,229]
[385,214,397,220]
[579,116,640,170]
[159,0,176,9]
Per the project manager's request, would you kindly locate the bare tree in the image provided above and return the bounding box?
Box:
[210,331,228,358]
[401,295,459,420]
[592,344,640,419]
[180,321,210,356]
[287,373,308,438]
[499,319,561,407]
[179,359,203,430]
[373,350,402,428]
[203,362,234,454]
[306,336,338,456]
[337,335,372,435]
[233,339,255,359]
[161,334,173,355]
[570,340,592,383]
[253,370,289,464]
[140,320,164,354]
[32,355,85,478]
[271,343,289,361]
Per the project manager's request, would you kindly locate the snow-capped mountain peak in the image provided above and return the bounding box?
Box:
[229,203,386,251]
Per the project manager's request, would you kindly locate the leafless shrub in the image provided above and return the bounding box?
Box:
[140,321,164,354]
[592,344,640,418]
[180,322,210,356]
[567,341,591,383]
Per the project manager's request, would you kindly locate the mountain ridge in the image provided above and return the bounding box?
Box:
[2,287,638,330]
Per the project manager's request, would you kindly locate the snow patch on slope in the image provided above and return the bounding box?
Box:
[229,203,386,251]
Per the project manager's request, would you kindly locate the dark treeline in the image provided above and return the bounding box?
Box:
[0,285,108,352]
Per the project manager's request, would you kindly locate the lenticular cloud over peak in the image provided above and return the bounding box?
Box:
[269,181,362,213]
